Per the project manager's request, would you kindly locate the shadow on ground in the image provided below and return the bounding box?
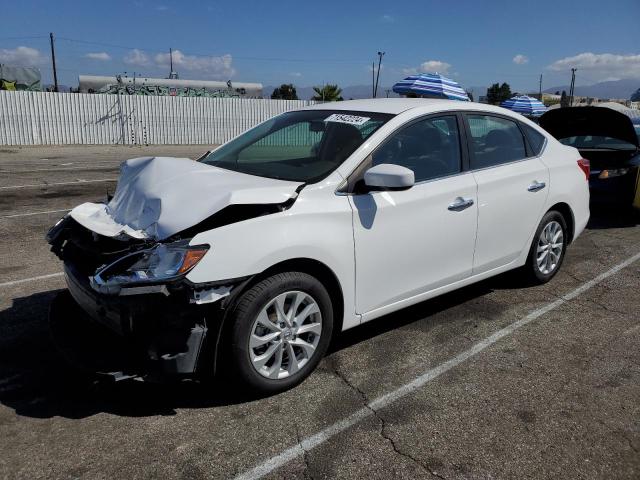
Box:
[0,208,634,420]
[0,277,505,420]
[587,203,639,229]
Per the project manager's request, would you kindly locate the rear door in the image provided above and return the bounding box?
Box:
[464,113,550,273]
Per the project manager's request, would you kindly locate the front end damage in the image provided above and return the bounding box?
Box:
[47,215,243,381]
[45,156,304,381]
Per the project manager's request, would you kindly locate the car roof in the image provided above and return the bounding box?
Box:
[301,98,520,116]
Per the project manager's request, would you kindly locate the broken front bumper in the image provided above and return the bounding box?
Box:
[50,262,221,380]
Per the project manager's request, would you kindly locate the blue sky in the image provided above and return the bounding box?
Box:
[1,0,639,94]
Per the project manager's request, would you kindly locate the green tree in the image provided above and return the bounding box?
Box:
[486,82,512,104]
[271,84,298,100]
[312,84,343,102]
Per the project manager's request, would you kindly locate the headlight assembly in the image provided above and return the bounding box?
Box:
[91,242,209,293]
[598,168,629,179]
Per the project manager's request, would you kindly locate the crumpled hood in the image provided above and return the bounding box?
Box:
[69,156,303,240]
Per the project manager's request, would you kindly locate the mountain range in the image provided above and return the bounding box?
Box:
[542,79,637,99]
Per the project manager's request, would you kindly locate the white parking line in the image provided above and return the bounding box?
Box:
[234,250,640,480]
[0,178,117,190]
[1,208,70,219]
[0,272,64,288]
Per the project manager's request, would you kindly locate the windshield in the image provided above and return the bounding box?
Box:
[200,110,393,182]
[559,135,637,151]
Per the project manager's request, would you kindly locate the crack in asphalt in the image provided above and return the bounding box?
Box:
[621,432,639,454]
[295,425,316,480]
[330,359,448,479]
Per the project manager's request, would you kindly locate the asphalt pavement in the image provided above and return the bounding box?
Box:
[0,145,638,480]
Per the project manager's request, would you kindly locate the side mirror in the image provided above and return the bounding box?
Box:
[363,164,415,190]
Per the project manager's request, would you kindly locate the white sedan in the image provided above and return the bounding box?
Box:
[47,99,590,393]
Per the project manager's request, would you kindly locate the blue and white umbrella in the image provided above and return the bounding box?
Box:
[500,95,547,116]
[392,73,470,101]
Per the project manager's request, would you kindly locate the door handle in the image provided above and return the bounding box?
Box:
[528,181,546,192]
[448,197,474,211]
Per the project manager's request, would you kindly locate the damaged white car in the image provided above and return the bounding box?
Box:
[47,99,589,393]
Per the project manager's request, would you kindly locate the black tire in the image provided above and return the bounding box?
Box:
[221,271,333,395]
[521,210,568,284]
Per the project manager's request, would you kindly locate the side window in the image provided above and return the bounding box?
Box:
[521,123,547,156]
[466,115,527,169]
[371,115,461,182]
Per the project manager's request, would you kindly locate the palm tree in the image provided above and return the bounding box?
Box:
[312,84,343,102]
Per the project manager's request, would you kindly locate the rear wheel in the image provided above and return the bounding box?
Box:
[522,210,568,284]
[222,272,333,394]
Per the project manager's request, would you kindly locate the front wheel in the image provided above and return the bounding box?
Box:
[222,272,333,394]
[522,211,568,284]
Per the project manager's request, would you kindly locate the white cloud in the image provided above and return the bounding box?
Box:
[124,49,151,67]
[85,52,111,61]
[0,46,45,66]
[154,49,235,79]
[513,54,529,65]
[380,14,395,23]
[290,72,302,77]
[402,60,452,75]
[547,52,640,81]
[156,5,168,11]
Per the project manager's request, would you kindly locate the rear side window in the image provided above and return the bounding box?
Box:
[521,123,546,156]
[466,114,527,169]
[371,115,461,182]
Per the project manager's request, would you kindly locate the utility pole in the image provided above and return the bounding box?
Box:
[372,62,375,98]
[49,32,59,92]
[569,68,577,106]
[168,48,178,79]
[538,74,543,101]
[374,51,385,98]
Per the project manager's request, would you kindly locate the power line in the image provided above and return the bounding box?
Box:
[0,35,48,41]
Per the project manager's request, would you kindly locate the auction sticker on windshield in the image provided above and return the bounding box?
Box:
[324,114,371,126]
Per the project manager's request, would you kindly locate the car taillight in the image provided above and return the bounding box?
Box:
[577,158,590,180]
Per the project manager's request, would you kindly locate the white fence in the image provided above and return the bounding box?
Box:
[0,91,316,146]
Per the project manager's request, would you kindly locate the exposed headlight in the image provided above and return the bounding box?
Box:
[598,168,629,179]
[91,242,209,293]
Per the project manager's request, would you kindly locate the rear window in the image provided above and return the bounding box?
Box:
[522,124,546,156]
[558,136,636,150]
[466,114,527,169]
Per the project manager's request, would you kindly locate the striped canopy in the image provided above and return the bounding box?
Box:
[392,73,470,101]
[500,95,547,116]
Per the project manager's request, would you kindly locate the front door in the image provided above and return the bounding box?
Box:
[350,114,478,315]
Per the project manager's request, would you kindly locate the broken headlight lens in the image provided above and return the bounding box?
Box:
[91,242,209,291]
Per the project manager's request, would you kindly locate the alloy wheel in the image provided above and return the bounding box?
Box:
[536,220,564,275]
[249,291,322,379]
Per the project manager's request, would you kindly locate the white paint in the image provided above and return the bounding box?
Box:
[0,91,315,146]
[352,172,478,314]
[0,178,116,190]
[1,208,70,219]
[0,272,64,288]
[70,156,302,240]
[472,158,550,272]
[233,250,640,480]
